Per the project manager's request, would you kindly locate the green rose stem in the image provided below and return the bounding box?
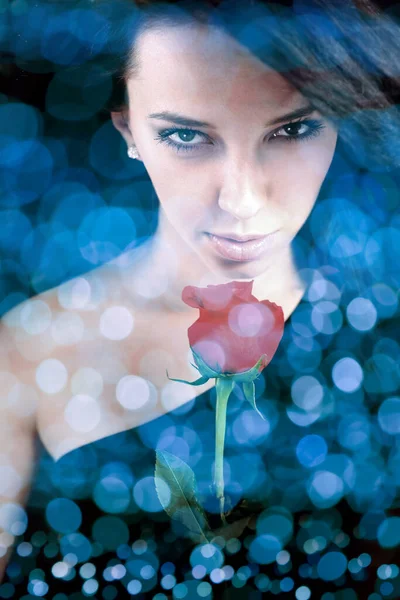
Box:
[162,281,284,538]
[214,378,234,524]
[167,352,268,524]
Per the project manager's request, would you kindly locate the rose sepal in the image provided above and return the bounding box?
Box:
[165,370,210,386]
[242,380,266,420]
[191,349,268,383]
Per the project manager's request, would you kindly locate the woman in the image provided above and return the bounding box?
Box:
[1,0,400,596]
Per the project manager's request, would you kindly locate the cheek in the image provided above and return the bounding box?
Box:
[268,160,326,227]
[273,141,335,203]
[154,185,211,231]
[143,160,213,224]
[293,138,336,180]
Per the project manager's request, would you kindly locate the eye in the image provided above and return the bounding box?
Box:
[270,119,326,143]
[154,128,211,153]
[153,118,326,154]
[167,130,203,144]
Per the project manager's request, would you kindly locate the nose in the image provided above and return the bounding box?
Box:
[217,159,267,220]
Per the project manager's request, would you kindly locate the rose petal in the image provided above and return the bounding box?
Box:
[182,280,255,311]
[185,281,285,375]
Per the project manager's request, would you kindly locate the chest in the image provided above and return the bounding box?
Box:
[36,309,214,461]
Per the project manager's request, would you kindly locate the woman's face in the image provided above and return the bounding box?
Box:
[112,24,338,279]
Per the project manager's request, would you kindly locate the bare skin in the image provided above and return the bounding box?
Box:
[44,259,309,457]
[29,23,337,459]
[112,24,338,313]
[3,240,302,465]
[0,23,338,578]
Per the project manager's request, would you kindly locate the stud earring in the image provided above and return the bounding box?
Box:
[127,145,140,160]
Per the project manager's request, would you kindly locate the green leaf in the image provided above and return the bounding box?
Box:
[242,381,266,420]
[155,450,211,544]
[211,516,252,542]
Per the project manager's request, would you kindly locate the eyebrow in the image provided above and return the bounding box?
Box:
[147,104,316,129]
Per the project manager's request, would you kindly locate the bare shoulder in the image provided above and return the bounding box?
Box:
[0,311,38,435]
[3,256,211,462]
[3,263,142,459]
[0,309,41,578]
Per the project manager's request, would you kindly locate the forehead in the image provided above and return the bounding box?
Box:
[128,24,300,112]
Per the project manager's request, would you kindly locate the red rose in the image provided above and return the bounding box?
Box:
[162,280,286,521]
[182,280,284,375]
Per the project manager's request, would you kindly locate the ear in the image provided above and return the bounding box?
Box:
[110,110,135,147]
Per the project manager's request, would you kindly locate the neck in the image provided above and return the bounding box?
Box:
[128,208,306,321]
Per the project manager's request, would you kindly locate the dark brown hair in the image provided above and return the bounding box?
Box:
[102,0,400,169]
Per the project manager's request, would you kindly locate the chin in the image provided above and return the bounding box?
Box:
[203,254,269,279]
[220,263,267,279]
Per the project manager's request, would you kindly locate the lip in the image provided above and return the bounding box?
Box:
[205,230,280,262]
[208,232,268,242]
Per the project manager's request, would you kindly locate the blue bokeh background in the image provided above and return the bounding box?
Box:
[0,0,161,316]
[3,2,400,598]
[1,0,400,318]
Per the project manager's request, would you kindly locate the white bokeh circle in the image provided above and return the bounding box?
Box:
[116,375,154,411]
[99,306,134,341]
[228,302,275,338]
[36,359,68,394]
[64,394,101,433]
